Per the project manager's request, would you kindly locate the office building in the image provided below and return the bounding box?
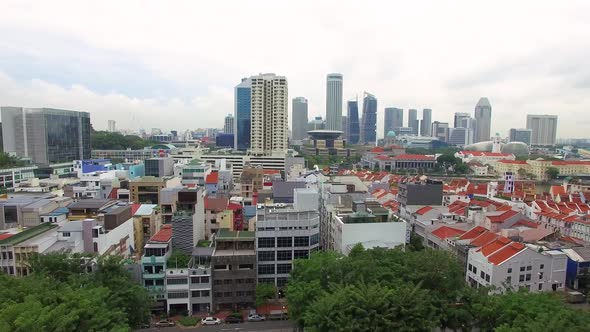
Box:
[420,109,432,137]
[474,97,492,143]
[303,130,351,157]
[249,73,288,155]
[144,157,174,177]
[215,134,234,148]
[384,107,403,138]
[360,92,377,144]
[291,97,308,141]
[346,99,360,144]
[308,116,325,132]
[509,128,533,146]
[1,107,91,165]
[224,114,234,135]
[448,127,470,146]
[341,116,348,140]
[234,78,252,151]
[432,121,449,143]
[526,115,558,146]
[108,120,116,133]
[454,112,471,128]
[408,109,419,136]
[325,73,343,130]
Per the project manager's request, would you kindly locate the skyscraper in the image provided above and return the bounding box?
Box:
[509,128,533,146]
[420,108,432,137]
[341,116,348,140]
[454,112,471,128]
[432,121,449,143]
[384,107,403,137]
[292,97,308,141]
[408,109,419,136]
[474,97,492,143]
[526,115,558,146]
[1,107,91,165]
[249,73,288,155]
[360,92,377,144]
[107,120,116,133]
[234,78,251,151]
[326,73,343,130]
[347,99,360,145]
[224,114,234,134]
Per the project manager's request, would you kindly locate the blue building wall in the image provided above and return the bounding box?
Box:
[80,159,112,173]
[347,100,360,145]
[361,94,377,144]
[216,134,234,148]
[236,85,251,151]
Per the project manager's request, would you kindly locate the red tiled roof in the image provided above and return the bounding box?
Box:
[551,185,566,197]
[431,226,466,240]
[496,204,513,212]
[263,169,281,175]
[375,155,393,161]
[497,160,528,164]
[512,219,539,228]
[415,206,433,215]
[488,242,526,265]
[470,231,498,247]
[0,233,14,241]
[206,171,219,184]
[467,183,488,196]
[459,226,488,240]
[227,202,242,211]
[204,197,228,212]
[150,224,172,243]
[488,210,519,223]
[551,160,590,166]
[394,154,435,161]
[370,147,385,153]
[130,204,141,216]
[479,236,512,256]
[108,188,119,199]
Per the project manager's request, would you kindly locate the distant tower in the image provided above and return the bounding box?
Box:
[224,114,234,134]
[492,132,502,153]
[504,172,515,194]
[474,97,492,143]
[326,73,343,130]
[108,120,116,132]
[292,97,309,141]
[420,108,432,137]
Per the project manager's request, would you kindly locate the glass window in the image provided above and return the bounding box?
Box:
[507,268,512,273]
[526,266,532,271]
[277,264,292,274]
[294,250,309,259]
[258,251,275,261]
[258,264,275,275]
[525,274,531,281]
[277,250,292,261]
[294,236,309,247]
[540,264,544,269]
[277,237,292,248]
[277,277,289,287]
[258,237,275,248]
[519,275,525,282]
[167,278,188,285]
[310,233,320,245]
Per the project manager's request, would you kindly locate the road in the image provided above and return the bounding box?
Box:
[138,320,296,332]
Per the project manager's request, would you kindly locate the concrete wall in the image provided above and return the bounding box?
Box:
[339,221,408,254]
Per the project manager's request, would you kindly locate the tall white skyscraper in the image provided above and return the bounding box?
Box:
[474,97,492,143]
[325,73,343,130]
[224,114,234,134]
[526,114,558,146]
[108,120,116,132]
[249,73,288,155]
[420,108,432,137]
[292,97,308,141]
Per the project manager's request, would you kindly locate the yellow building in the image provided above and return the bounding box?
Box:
[217,210,234,230]
[495,160,590,180]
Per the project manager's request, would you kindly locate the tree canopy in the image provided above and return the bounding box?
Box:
[286,247,590,332]
[91,131,156,150]
[0,253,151,331]
[545,167,560,180]
[0,152,26,169]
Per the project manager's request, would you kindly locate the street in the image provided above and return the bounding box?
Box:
[137,320,296,332]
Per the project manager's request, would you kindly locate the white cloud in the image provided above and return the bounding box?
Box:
[0,0,589,137]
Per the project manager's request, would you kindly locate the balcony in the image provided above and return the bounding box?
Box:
[141,255,167,265]
[146,285,166,293]
[143,271,166,279]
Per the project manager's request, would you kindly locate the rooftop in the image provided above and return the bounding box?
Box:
[216,229,255,240]
[0,223,58,245]
[150,224,172,243]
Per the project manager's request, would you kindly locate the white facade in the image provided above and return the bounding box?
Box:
[224,114,234,135]
[526,114,558,146]
[249,73,288,156]
[333,217,408,255]
[326,73,343,131]
[108,120,116,132]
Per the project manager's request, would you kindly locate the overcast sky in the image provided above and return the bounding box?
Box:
[1,0,589,138]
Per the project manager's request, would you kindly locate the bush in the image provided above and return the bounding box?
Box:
[178,316,199,326]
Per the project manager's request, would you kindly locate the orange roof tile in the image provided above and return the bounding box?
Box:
[415,206,433,215]
[459,226,488,240]
[479,236,512,256]
[431,226,466,240]
[488,210,519,223]
[394,154,435,161]
[488,242,526,265]
[470,231,499,247]
[150,224,172,243]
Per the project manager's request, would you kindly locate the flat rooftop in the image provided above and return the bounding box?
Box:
[216,229,255,240]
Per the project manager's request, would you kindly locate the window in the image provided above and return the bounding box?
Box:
[200,276,209,283]
[485,274,490,282]
[468,264,473,272]
[480,271,485,279]
[473,267,477,274]
[214,280,222,285]
[526,265,532,271]
[258,278,275,284]
[167,278,188,285]
[539,272,544,279]
[277,250,292,261]
[214,292,223,298]
[223,279,232,285]
[236,291,244,297]
[277,277,289,287]
[245,291,254,296]
[191,277,200,284]
[62,232,71,237]
[167,291,188,299]
[519,275,525,282]
[294,236,309,247]
[214,264,228,270]
[239,264,254,270]
[192,291,201,297]
[245,278,255,284]
[235,279,244,284]
[538,284,543,290]
[525,274,531,281]
[294,250,309,259]
[540,264,544,269]
[258,237,275,248]
[520,266,525,272]
[223,292,232,297]
[277,264,292,274]
[310,233,319,245]
[258,251,275,261]
[201,290,210,297]
[507,268,512,273]
[506,276,512,283]
[258,264,275,275]
[210,218,217,224]
[277,237,292,248]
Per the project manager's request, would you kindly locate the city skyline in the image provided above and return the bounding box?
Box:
[0,1,588,138]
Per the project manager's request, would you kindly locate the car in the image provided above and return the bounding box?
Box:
[201,317,222,325]
[224,316,243,324]
[247,314,266,322]
[155,320,175,327]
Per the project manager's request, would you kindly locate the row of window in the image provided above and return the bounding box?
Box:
[258,263,292,275]
[213,278,255,285]
[258,235,319,248]
[191,290,210,298]
[257,250,309,261]
[213,264,254,271]
[213,291,254,298]
[191,276,210,284]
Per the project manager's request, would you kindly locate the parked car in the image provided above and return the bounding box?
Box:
[247,314,266,322]
[225,316,243,324]
[201,317,222,325]
[155,320,175,327]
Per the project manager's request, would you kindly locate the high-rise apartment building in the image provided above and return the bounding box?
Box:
[108,120,116,133]
[420,108,432,137]
[1,107,91,165]
[509,128,532,146]
[526,115,558,146]
[347,99,360,145]
[249,73,288,155]
[325,73,343,130]
[408,109,419,136]
[360,92,377,144]
[291,97,308,141]
[384,107,403,137]
[474,97,492,143]
[234,78,252,151]
[224,114,234,134]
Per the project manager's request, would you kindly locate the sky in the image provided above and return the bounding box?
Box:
[1,0,589,138]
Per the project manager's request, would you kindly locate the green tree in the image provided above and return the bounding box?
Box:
[545,167,559,180]
[0,152,26,168]
[256,282,277,307]
[91,131,155,150]
[166,250,191,268]
[407,232,425,251]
